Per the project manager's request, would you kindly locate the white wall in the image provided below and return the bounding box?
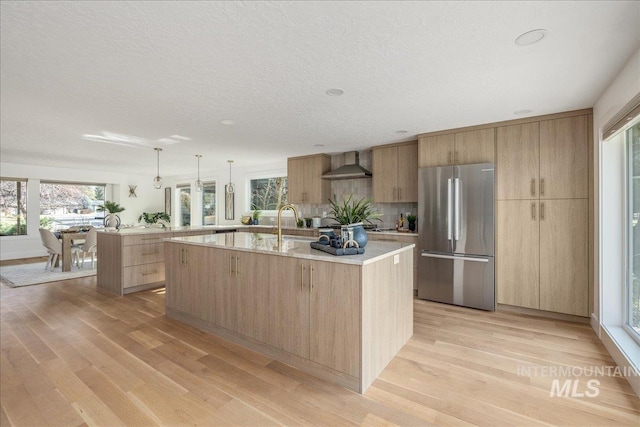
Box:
[0,161,163,260]
[593,47,640,396]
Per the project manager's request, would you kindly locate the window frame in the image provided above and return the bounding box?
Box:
[0,177,28,236]
[245,170,288,214]
[624,118,640,345]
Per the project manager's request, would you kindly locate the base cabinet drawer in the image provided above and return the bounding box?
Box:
[123,262,165,288]
[122,234,172,246]
[122,243,165,266]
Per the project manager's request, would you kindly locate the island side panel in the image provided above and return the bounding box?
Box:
[309,260,361,379]
[96,232,123,296]
[361,248,414,392]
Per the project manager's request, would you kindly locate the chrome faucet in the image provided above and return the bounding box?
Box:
[277,203,299,247]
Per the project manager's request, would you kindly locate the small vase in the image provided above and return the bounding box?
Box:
[349,222,368,248]
[408,221,416,232]
[105,213,121,229]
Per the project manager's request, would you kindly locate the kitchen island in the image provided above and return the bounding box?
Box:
[165,232,414,393]
[97,225,238,295]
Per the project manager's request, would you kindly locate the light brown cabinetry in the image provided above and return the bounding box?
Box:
[497,115,588,200]
[497,199,588,316]
[496,114,590,317]
[368,233,418,290]
[372,141,418,202]
[165,239,413,393]
[496,200,540,309]
[309,260,360,377]
[165,244,212,321]
[418,129,495,167]
[539,199,588,316]
[97,228,229,296]
[288,154,331,204]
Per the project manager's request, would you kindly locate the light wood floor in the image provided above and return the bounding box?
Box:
[1,264,638,426]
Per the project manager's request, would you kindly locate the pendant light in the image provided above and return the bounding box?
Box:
[153,148,163,189]
[226,160,235,193]
[195,155,203,192]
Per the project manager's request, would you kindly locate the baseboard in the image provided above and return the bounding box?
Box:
[497,304,590,324]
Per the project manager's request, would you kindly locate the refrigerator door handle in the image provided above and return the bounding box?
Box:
[421,252,489,263]
[447,178,453,241]
[454,178,461,240]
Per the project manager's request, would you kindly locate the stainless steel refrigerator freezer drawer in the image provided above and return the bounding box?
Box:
[418,252,495,311]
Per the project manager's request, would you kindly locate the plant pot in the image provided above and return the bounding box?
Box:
[104,213,121,229]
[408,221,416,232]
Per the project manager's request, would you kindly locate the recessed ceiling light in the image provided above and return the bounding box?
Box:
[326,88,344,96]
[396,130,408,134]
[221,119,235,125]
[514,109,533,115]
[515,29,548,46]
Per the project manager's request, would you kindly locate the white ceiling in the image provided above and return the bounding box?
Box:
[1,1,639,177]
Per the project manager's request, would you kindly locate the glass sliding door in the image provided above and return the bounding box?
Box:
[202,181,216,225]
[178,185,191,226]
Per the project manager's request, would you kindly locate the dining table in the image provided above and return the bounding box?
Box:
[58,230,87,272]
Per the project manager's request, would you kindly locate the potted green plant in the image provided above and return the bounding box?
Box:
[98,201,125,228]
[252,209,261,225]
[327,195,381,247]
[407,214,417,232]
[138,212,170,228]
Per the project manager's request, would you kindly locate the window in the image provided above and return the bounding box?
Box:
[250,176,287,211]
[0,178,27,236]
[178,185,191,226]
[626,118,640,340]
[39,181,105,230]
[202,181,216,225]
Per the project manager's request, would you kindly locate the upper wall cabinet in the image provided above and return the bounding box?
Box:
[372,142,418,203]
[497,115,588,200]
[418,129,495,168]
[288,154,332,204]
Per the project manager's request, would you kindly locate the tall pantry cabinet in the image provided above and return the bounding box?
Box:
[496,114,590,317]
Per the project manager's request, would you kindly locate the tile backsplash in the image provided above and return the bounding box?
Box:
[272,150,418,230]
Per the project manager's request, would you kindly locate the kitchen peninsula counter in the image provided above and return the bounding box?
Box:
[165,232,414,393]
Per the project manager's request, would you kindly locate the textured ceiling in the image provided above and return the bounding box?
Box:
[1,1,639,176]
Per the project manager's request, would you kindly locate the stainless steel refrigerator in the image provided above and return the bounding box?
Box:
[417,163,495,310]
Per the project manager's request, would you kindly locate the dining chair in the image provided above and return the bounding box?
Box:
[39,228,63,271]
[78,228,98,269]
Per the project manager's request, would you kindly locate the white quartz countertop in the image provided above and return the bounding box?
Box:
[167,232,414,266]
[97,225,240,235]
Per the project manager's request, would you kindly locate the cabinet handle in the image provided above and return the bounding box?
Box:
[235,255,239,277]
[229,254,233,277]
[540,202,545,220]
[141,237,159,241]
[301,264,305,291]
[448,151,452,164]
[531,179,536,197]
[142,271,157,276]
[310,265,314,292]
[540,178,545,196]
[141,251,159,256]
[531,203,536,220]
[454,151,458,164]
[398,187,402,200]
[392,187,397,200]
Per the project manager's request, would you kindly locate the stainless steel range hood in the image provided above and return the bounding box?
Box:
[322,151,372,180]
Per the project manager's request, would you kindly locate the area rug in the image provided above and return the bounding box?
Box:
[0,260,96,288]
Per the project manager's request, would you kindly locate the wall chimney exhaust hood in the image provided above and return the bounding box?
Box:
[322,151,372,180]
